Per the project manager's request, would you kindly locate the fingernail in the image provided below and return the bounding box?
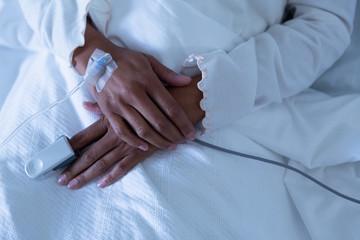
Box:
[168,144,177,151]
[183,76,192,81]
[57,175,68,186]
[139,145,149,151]
[180,139,187,144]
[97,177,108,188]
[186,132,196,140]
[67,179,79,190]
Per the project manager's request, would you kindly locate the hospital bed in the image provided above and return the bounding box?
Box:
[0,2,359,240]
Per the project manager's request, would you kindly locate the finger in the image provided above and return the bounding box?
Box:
[69,116,108,151]
[66,146,127,190]
[83,102,103,114]
[131,91,184,145]
[106,112,149,151]
[58,132,115,187]
[97,154,144,188]
[147,85,196,140]
[145,54,191,86]
[122,106,176,150]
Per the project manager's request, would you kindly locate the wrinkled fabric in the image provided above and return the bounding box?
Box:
[0,51,309,240]
[16,0,110,63]
[0,0,360,239]
[1,47,360,240]
[102,0,356,133]
[13,0,356,132]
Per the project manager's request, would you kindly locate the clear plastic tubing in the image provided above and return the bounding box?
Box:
[0,55,110,151]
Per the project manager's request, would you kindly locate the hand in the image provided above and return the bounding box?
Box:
[73,23,196,151]
[58,76,205,190]
[84,75,205,124]
[57,115,158,190]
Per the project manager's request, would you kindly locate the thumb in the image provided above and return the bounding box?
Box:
[83,102,103,114]
[145,54,192,86]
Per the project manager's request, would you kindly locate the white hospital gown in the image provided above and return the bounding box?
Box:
[16,0,356,133]
[2,0,359,239]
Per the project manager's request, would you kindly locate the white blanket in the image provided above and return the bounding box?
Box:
[0,52,308,239]
[1,1,360,240]
[1,49,360,240]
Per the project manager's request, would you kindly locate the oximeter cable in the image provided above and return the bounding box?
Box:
[1,51,359,206]
[193,139,360,205]
[0,80,86,151]
[0,50,116,151]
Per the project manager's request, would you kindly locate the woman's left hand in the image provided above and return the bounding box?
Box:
[57,115,158,189]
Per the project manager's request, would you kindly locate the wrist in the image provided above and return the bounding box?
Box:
[189,76,205,124]
[72,23,114,75]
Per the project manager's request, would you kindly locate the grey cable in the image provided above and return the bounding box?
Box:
[193,138,360,205]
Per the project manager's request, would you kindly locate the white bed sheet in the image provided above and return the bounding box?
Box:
[0,51,310,240]
[0,2,360,240]
[0,48,31,108]
[1,47,360,239]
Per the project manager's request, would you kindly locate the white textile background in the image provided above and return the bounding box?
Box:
[0,1,359,239]
[0,52,309,240]
[1,46,360,239]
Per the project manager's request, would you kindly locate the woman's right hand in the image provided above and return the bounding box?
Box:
[59,75,205,190]
[73,23,196,151]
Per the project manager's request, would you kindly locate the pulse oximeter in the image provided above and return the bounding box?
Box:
[24,136,78,179]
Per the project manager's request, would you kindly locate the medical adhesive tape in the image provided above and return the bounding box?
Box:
[84,48,118,92]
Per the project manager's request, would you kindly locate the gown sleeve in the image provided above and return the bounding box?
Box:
[17,0,110,64]
[189,0,357,133]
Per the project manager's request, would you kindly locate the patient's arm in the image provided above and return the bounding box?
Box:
[57,76,204,190]
[72,22,196,152]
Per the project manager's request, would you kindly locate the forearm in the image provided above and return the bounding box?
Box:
[72,22,115,75]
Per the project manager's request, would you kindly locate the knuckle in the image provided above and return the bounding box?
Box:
[113,124,126,137]
[116,161,130,174]
[120,82,139,96]
[81,150,95,165]
[119,83,132,94]
[167,104,181,118]
[154,120,168,132]
[95,160,107,172]
[136,127,150,139]
[72,134,87,148]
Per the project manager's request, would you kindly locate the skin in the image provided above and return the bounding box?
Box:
[72,22,197,151]
[58,76,205,190]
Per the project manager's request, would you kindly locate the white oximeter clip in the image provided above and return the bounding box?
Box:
[84,49,118,92]
[25,136,78,179]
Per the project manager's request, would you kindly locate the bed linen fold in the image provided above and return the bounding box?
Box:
[0,0,360,239]
[1,47,360,239]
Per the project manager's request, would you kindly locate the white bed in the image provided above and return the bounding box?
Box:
[0,2,359,240]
